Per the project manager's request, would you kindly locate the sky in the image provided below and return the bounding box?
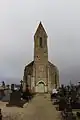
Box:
[0,0,80,85]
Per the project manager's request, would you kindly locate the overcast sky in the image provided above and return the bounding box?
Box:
[0,0,80,85]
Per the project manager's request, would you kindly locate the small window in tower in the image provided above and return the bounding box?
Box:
[44,39,46,47]
[40,37,42,48]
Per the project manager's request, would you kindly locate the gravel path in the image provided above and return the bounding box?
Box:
[1,94,60,120]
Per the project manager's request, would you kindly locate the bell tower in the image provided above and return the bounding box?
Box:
[34,22,48,92]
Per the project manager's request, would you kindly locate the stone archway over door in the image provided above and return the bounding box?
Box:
[37,82,45,93]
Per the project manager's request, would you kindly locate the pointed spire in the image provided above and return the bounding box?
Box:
[34,21,47,37]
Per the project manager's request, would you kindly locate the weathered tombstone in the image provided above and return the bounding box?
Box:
[2,94,10,102]
[6,85,10,89]
[20,80,23,93]
[6,90,25,107]
[1,89,11,102]
[1,81,5,88]
[59,97,67,111]
[0,87,5,100]
[11,84,14,91]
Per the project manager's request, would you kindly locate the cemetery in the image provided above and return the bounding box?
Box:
[51,82,80,120]
[0,80,80,120]
[0,80,33,107]
[0,81,34,119]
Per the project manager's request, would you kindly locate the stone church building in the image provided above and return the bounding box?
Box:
[23,22,59,93]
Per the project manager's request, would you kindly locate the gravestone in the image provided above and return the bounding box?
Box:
[0,92,3,100]
[6,90,25,107]
[59,97,67,111]
[1,89,11,102]
[2,94,10,102]
[0,89,5,100]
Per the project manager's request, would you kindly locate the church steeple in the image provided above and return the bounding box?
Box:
[34,21,48,63]
[34,22,48,91]
[34,22,48,38]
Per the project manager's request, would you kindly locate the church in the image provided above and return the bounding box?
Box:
[23,22,59,93]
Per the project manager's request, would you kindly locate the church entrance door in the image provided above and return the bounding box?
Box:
[37,82,45,93]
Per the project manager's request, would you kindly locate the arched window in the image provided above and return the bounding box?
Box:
[40,37,42,48]
[55,73,57,88]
